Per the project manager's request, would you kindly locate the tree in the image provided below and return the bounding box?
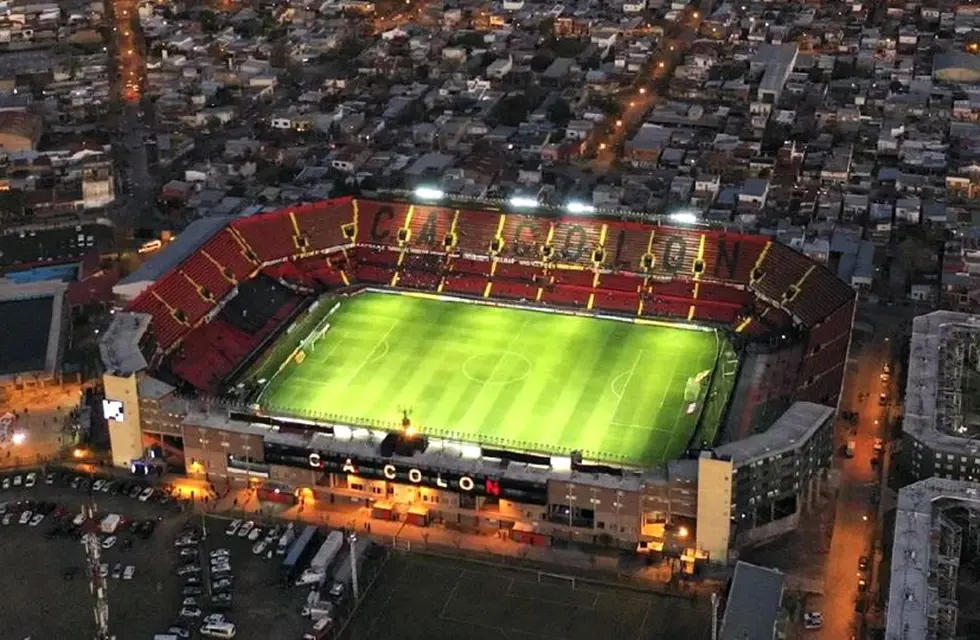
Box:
[547,98,572,126]
[199,10,220,34]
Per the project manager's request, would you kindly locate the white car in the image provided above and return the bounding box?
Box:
[211,562,232,573]
[1,478,9,490]
[123,565,135,580]
[24,473,36,488]
[252,540,267,555]
[99,563,109,578]
[13,475,22,487]
[203,614,226,625]
[803,611,823,630]
[237,521,254,538]
[92,480,104,492]
[179,607,203,618]
[224,520,242,536]
[182,597,199,607]
[138,488,154,502]
[18,510,32,524]
[209,549,230,559]
[29,514,43,527]
[2,514,12,526]
[73,513,86,526]
[247,526,262,541]
[102,535,117,549]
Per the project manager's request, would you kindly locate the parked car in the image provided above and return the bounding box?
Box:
[24,473,36,488]
[138,488,155,502]
[102,536,117,549]
[111,563,123,579]
[182,597,199,607]
[29,514,44,527]
[180,547,198,558]
[209,549,230,559]
[18,511,32,525]
[177,565,201,576]
[179,607,203,618]
[167,627,191,639]
[182,586,203,597]
[858,556,869,572]
[247,526,263,542]
[128,486,142,499]
[803,611,823,630]
[224,520,242,536]
[99,563,109,578]
[123,565,136,580]
[237,521,254,538]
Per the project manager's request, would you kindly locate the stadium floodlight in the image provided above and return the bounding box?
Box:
[413,186,445,201]
[670,211,699,225]
[566,201,596,215]
[508,196,539,209]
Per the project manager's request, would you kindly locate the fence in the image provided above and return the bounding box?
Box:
[381,535,717,599]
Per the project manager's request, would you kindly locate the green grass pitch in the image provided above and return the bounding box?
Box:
[258,291,729,467]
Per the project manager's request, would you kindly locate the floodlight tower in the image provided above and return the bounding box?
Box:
[82,503,111,640]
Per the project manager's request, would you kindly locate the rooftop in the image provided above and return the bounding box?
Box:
[714,402,834,466]
[720,561,784,640]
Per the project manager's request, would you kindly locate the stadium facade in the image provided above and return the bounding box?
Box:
[99,196,854,562]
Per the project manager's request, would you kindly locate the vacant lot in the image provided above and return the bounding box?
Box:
[341,553,713,640]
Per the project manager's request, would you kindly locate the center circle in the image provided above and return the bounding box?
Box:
[463,352,532,385]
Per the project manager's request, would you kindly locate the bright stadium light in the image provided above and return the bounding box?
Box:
[508,196,539,209]
[413,186,445,201]
[670,211,699,225]
[566,201,596,214]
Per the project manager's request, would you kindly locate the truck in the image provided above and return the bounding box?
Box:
[281,525,318,585]
[100,514,121,534]
[845,440,856,458]
[325,540,373,605]
[296,530,344,586]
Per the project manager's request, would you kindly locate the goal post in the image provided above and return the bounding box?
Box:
[537,571,576,589]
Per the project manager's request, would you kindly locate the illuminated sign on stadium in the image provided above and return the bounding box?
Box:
[308,452,498,495]
[264,443,547,504]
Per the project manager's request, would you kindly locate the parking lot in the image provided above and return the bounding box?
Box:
[0,469,190,639]
[194,514,314,640]
[342,553,714,640]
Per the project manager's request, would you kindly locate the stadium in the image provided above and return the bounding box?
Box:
[100,195,854,561]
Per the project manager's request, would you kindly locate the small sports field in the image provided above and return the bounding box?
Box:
[256,291,732,467]
[341,553,713,640]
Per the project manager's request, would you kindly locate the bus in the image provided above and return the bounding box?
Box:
[281,525,318,585]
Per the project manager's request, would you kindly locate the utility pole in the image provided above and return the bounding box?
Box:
[349,532,360,600]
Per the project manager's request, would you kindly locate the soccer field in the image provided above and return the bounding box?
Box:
[258,291,729,466]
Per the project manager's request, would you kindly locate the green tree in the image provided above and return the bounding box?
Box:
[200,10,220,34]
[547,98,572,126]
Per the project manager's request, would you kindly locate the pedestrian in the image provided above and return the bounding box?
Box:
[233,498,238,508]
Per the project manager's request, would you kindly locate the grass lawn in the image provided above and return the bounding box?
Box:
[258,291,728,467]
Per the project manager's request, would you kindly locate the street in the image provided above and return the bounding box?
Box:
[816,315,903,639]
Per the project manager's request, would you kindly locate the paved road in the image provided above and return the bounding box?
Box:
[817,318,902,639]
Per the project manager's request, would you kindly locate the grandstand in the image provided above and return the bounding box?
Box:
[0,279,69,384]
[112,196,855,448]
